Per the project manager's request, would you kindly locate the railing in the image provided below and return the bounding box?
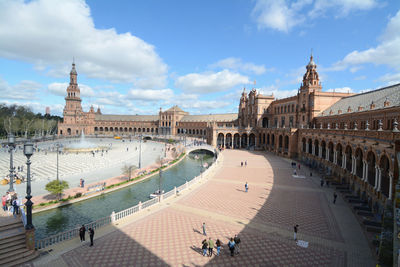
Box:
[35,151,223,250]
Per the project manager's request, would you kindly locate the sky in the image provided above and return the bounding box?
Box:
[0,0,399,116]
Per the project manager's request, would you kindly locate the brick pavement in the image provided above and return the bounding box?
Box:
[29,149,375,267]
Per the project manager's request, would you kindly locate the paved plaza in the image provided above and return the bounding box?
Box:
[27,149,375,267]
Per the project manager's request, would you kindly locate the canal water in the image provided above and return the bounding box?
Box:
[33,151,214,240]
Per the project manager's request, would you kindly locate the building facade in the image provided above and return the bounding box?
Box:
[58,56,399,210]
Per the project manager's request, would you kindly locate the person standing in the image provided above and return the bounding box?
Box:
[333,192,338,204]
[89,228,94,246]
[201,239,208,256]
[294,225,299,241]
[208,238,214,257]
[241,162,243,167]
[79,225,86,242]
[228,237,235,257]
[2,195,7,211]
[320,179,324,187]
[245,160,247,167]
[245,182,248,193]
[202,222,207,236]
[12,194,19,216]
[234,234,241,254]
[215,239,222,256]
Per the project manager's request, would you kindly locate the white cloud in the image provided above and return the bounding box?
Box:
[0,78,42,100]
[175,70,250,93]
[333,10,400,78]
[127,89,174,101]
[210,58,267,75]
[326,87,353,93]
[252,0,379,32]
[48,82,95,97]
[379,72,400,85]
[0,0,167,87]
[259,85,298,99]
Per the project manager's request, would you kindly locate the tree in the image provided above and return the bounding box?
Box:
[122,164,137,180]
[45,180,69,200]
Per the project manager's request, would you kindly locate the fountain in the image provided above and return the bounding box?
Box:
[64,130,106,153]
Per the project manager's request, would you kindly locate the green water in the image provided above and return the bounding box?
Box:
[33,152,214,240]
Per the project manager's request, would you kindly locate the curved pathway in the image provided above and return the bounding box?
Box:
[27,149,375,267]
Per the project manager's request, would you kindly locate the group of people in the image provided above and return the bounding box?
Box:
[201,223,241,257]
[79,225,95,246]
[1,191,20,216]
[240,161,247,167]
[201,235,240,257]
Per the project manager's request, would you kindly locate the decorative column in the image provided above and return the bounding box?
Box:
[319,146,322,158]
[342,154,346,169]
[306,143,309,154]
[312,144,315,155]
[389,172,393,200]
[362,160,368,182]
[333,150,337,164]
[352,156,356,174]
[326,149,330,161]
[376,167,382,192]
[374,165,379,189]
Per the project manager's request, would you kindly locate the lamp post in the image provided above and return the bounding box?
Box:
[138,134,142,169]
[56,143,60,182]
[8,133,15,192]
[23,140,34,230]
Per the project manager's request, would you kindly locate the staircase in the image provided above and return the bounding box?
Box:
[0,216,38,266]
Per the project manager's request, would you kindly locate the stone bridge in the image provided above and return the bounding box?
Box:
[185,144,217,155]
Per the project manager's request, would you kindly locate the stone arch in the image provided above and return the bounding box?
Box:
[110,127,114,132]
[380,154,390,197]
[120,127,123,132]
[271,134,275,146]
[345,145,352,172]
[262,117,269,128]
[196,129,199,135]
[241,133,248,148]
[278,135,283,148]
[302,138,306,153]
[284,135,289,150]
[249,133,256,147]
[67,128,71,135]
[367,151,376,186]
[94,127,98,132]
[233,133,240,148]
[129,127,132,132]
[328,142,334,162]
[226,133,232,148]
[217,133,224,147]
[336,143,343,167]
[177,129,180,134]
[115,127,119,132]
[105,127,108,132]
[307,138,312,154]
[321,140,326,159]
[314,139,319,157]
[355,148,363,178]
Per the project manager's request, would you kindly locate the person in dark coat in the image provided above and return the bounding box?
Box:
[333,192,338,204]
[89,228,94,246]
[79,225,86,242]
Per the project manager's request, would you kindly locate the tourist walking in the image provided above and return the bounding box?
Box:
[208,237,214,257]
[79,225,86,242]
[228,237,235,256]
[326,180,330,187]
[202,239,208,256]
[12,194,19,216]
[245,182,248,192]
[202,222,207,236]
[333,192,338,204]
[2,195,7,211]
[216,239,222,256]
[298,164,301,170]
[245,160,247,167]
[320,179,324,187]
[241,162,243,167]
[234,234,241,254]
[89,228,94,246]
[294,225,299,241]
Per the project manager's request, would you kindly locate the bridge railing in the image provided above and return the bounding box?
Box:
[35,151,223,250]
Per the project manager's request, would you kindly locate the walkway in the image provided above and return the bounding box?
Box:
[27,150,375,266]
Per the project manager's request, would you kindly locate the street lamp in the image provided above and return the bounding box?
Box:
[8,133,15,192]
[56,143,60,182]
[138,134,142,169]
[23,140,34,230]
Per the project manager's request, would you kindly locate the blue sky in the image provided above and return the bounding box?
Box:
[0,0,399,116]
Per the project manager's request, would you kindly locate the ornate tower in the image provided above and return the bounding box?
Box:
[63,62,83,124]
[238,88,248,127]
[298,54,321,127]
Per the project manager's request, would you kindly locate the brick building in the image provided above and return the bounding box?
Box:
[58,56,399,209]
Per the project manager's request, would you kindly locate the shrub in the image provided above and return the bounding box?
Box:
[74,192,82,198]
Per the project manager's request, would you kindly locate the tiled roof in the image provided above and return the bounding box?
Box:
[319,83,400,117]
[95,114,158,122]
[181,113,238,122]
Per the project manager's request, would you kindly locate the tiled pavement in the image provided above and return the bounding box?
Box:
[28,150,375,267]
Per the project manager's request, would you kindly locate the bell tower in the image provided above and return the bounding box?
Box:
[63,62,83,124]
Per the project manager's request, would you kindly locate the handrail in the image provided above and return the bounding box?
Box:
[35,150,222,250]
